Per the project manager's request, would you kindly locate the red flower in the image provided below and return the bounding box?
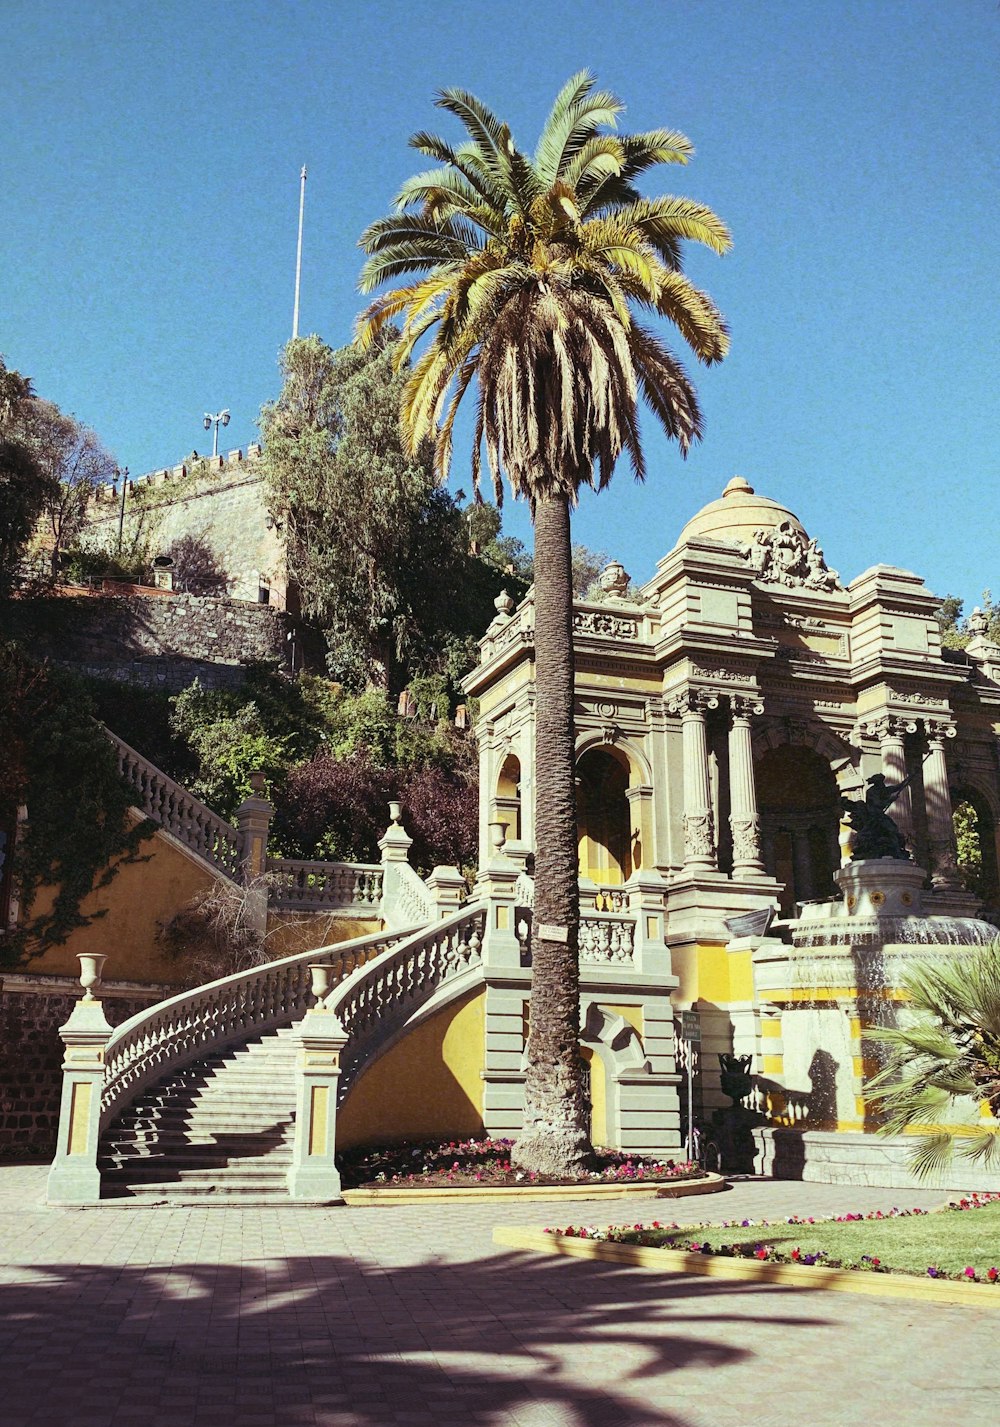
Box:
[755,1248,769,1260]
[988,1267,999,1282]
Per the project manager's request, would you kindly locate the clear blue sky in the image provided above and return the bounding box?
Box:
[3,1,998,609]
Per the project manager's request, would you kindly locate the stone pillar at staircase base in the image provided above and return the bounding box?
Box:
[47,997,112,1206]
[287,1008,348,1202]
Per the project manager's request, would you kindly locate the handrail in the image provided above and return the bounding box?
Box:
[105,727,241,879]
[99,923,421,1131]
[326,903,487,1101]
[267,857,383,912]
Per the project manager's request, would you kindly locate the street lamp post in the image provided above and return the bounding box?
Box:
[202,409,231,459]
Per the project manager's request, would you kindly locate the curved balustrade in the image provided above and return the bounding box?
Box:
[268,858,383,912]
[100,925,418,1131]
[106,728,241,878]
[327,904,487,1100]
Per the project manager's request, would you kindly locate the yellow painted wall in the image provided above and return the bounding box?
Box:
[337,988,486,1150]
[667,941,752,1006]
[26,825,216,984]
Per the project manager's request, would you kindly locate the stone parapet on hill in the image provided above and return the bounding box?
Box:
[0,589,295,690]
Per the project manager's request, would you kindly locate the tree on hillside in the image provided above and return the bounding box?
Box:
[357,72,730,1174]
[13,400,117,578]
[260,334,522,693]
[0,359,54,596]
[938,593,1000,651]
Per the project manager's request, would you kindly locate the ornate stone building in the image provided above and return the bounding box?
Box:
[466,476,1000,1172]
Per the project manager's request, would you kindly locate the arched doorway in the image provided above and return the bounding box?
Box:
[757,746,840,915]
[576,747,632,885]
[952,788,1000,911]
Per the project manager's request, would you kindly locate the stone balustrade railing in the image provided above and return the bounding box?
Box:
[268,858,383,913]
[327,904,487,1100]
[106,728,242,879]
[99,924,418,1132]
[392,860,438,928]
[516,908,636,967]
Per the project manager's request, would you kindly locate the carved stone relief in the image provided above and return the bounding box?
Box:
[738,521,842,591]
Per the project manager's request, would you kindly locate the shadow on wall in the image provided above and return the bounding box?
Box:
[0,1246,829,1426]
[165,535,233,597]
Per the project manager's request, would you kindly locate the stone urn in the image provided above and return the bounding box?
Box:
[77,953,107,1002]
[308,963,332,1005]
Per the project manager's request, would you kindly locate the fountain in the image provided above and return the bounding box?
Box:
[736,789,998,1188]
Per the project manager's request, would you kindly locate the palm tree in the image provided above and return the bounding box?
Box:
[357,72,730,1175]
[867,944,1000,1180]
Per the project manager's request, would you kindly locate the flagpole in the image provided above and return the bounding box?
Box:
[292,165,307,340]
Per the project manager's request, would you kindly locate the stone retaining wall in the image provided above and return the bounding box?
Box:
[0,591,293,690]
[0,977,169,1158]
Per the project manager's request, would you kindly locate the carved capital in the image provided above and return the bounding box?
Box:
[730,815,762,863]
[925,719,957,747]
[683,810,716,860]
[730,695,765,722]
[668,689,720,718]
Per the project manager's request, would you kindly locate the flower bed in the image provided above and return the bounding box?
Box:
[338,1136,702,1190]
[543,1192,1000,1283]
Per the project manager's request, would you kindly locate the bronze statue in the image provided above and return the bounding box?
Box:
[840,773,912,860]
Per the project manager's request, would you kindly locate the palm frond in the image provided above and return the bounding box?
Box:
[534,76,624,184]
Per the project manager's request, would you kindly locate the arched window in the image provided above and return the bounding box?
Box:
[576,747,632,885]
[495,754,521,843]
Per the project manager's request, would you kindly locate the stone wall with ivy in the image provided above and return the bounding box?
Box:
[0,979,166,1158]
[0,591,293,691]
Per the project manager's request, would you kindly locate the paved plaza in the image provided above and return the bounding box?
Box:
[0,1165,994,1427]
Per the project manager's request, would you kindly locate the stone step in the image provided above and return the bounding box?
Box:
[101,1150,293,1177]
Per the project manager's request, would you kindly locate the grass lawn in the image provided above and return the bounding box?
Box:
[616,1202,1000,1276]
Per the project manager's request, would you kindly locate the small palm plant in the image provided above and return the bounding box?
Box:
[867,943,1000,1180]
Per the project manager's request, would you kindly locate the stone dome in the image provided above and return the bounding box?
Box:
[674,476,805,549]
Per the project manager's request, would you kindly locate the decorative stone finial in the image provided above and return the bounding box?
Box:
[494,589,515,617]
[969,606,989,636]
[722,475,754,499]
[598,560,631,599]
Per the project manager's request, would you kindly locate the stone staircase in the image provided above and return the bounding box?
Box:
[99,1026,300,1200]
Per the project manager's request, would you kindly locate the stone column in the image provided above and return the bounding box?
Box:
[877,716,915,844]
[728,696,765,879]
[791,828,814,905]
[924,720,960,889]
[669,690,718,871]
[287,993,349,1202]
[236,771,273,936]
[47,957,112,1205]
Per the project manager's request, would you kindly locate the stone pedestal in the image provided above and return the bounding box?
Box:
[287,1007,348,1202]
[47,997,113,1205]
[835,859,926,918]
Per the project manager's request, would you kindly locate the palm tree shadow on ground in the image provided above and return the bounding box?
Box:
[0,1246,831,1427]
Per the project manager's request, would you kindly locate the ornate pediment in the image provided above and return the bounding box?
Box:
[738,521,842,592]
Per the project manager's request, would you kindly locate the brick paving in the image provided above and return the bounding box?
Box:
[0,1165,993,1427]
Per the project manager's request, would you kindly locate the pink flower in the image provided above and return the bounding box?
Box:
[964,1267,976,1279]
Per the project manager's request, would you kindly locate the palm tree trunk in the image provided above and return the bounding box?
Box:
[512,491,593,1176]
